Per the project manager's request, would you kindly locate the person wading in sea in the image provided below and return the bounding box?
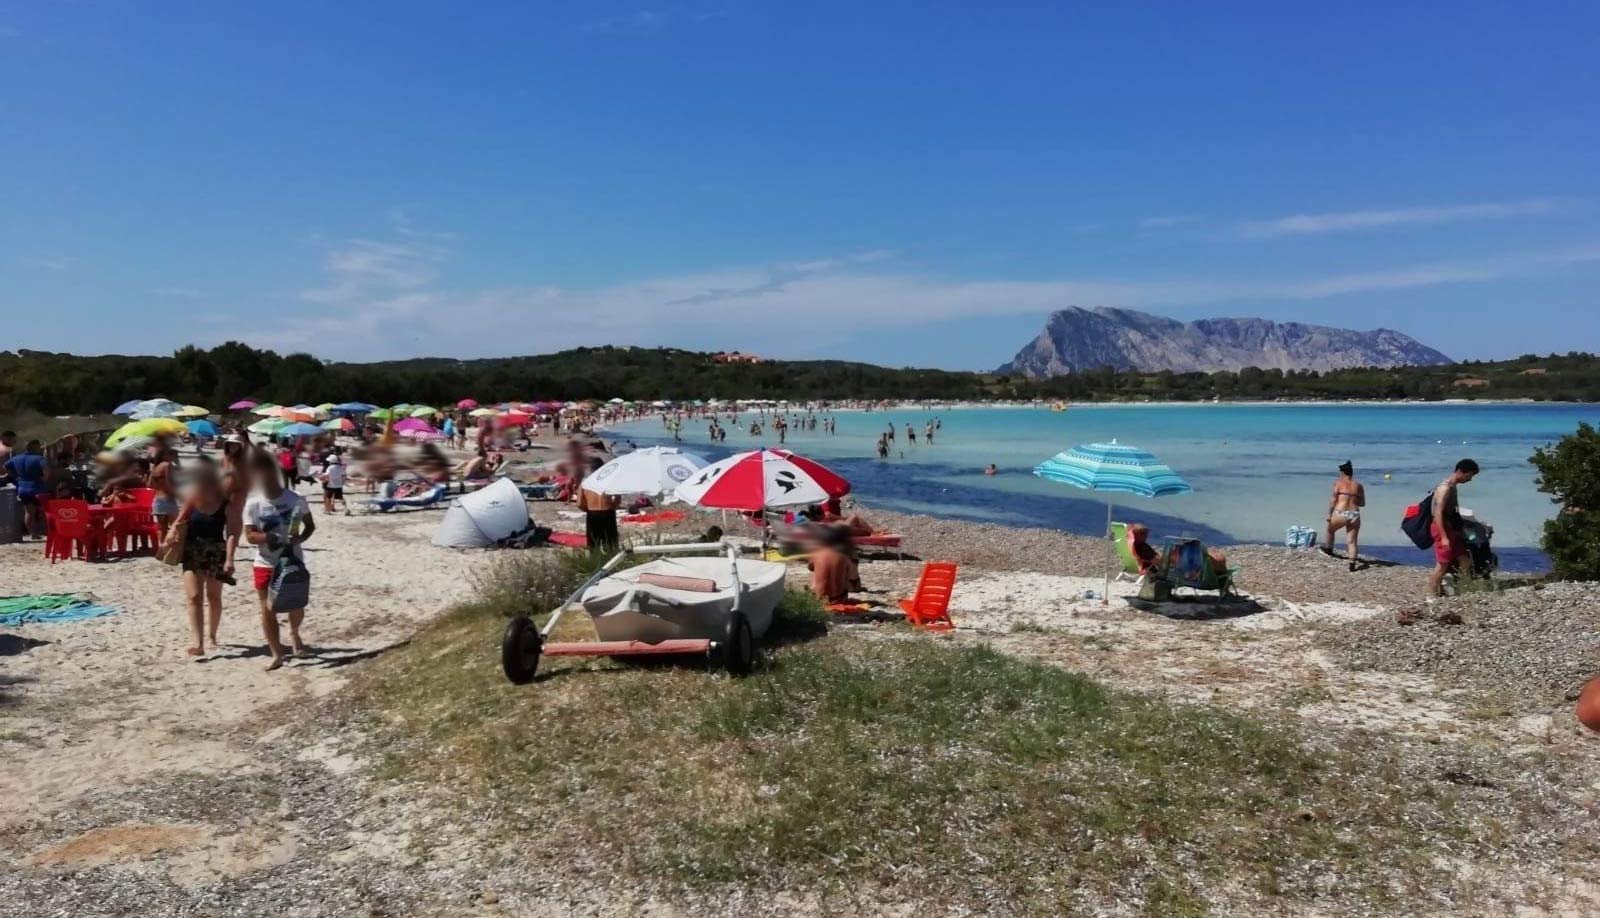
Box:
[1323,460,1366,572]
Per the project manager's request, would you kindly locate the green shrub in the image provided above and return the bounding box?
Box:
[1530,422,1600,580]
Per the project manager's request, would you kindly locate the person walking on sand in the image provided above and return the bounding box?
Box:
[4,437,46,539]
[577,461,621,554]
[1428,459,1480,597]
[244,448,316,671]
[149,443,180,542]
[166,457,237,657]
[320,452,348,514]
[1323,460,1366,571]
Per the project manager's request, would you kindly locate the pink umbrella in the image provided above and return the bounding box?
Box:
[400,428,447,441]
[457,398,478,409]
[393,417,434,433]
[228,399,259,410]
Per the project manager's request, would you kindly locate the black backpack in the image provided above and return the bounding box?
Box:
[1401,492,1435,549]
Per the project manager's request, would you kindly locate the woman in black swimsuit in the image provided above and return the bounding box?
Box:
[172,457,239,657]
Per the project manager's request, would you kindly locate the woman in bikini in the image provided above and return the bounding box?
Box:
[1324,460,1366,572]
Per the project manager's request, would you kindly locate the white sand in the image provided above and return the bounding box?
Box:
[0,499,484,833]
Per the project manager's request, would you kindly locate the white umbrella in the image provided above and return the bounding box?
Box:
[129,398,182,420]
[582,446,708,498]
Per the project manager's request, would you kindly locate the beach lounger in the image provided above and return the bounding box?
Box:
[1158,538,1239,598]
[366,483,449,513]
[621,510,686,525]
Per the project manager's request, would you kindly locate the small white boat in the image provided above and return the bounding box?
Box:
[580,554,786,644]
[502,542,786,684]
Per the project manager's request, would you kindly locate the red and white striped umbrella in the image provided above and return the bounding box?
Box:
[673,448,850,511]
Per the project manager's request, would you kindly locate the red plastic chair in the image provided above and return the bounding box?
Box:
[898,562,958,632]
[44,499,95,563]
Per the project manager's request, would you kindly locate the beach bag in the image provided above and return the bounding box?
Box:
[155,518,188,566]
[268,552,311,613]
[1401,493,1435,549]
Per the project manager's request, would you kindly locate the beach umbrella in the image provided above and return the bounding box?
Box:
[457,398,478,409]
[1033,439,1193,604]
[500,411,531,425]
[332,401,375,414]
[185,419,219,438]
[276,422,327,439]
[247,417,288,435]
[112,434,158,454]
[251,403,280,415]
[468,407,498,417]
[113,399,144,415]
[105,417,188,447]
[400,428,447,441]
[174,405,210,418]
[129,399,182,420]
[607,397,625,405]
[583,446,709,498]
[673,448,848,511]
[315,402,336,412]
[228,399,259,411]
[368,407,396,420]
[391,403,414,413]
[393,417,434,433]
[409,405,438,418]
[324,417,355,432]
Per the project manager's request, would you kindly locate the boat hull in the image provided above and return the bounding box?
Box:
[579,556,786,645]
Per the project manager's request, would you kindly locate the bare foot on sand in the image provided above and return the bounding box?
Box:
[291,643,310,658]
[186,646,203,657]
[265,655,285,672]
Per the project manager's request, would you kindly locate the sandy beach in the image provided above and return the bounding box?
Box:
[3,483,1600,916]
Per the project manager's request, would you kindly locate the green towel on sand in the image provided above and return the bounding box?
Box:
[0,594,120,626]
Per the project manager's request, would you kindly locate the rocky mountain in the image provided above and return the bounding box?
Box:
[998,306,1452,377]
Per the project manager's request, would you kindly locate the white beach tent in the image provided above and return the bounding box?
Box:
[432,478,530,549]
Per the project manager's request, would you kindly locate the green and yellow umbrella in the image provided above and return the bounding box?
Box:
[173,405,211,418]
[105,417,188,447]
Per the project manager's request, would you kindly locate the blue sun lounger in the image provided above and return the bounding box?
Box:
[367,483,450,513]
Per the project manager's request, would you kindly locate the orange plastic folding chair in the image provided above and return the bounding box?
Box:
[898,561,957,632]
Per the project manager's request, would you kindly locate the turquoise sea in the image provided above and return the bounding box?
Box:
[609,403,1600,571]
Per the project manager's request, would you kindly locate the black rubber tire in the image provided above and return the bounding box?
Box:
[716,612,756,676]
[501,615,542,685]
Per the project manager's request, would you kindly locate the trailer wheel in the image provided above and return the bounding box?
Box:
[502,615,542,684]
[715,612,756,676]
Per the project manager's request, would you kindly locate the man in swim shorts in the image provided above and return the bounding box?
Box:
[1428,459,1480,597]
[1323,460,1366,571]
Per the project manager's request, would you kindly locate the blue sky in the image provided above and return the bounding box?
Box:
[3,1,1597,370]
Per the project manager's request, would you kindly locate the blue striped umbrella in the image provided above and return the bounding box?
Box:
[1033,440,1192,498]
[1034,440,1192,602]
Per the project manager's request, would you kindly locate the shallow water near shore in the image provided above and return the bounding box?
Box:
[608,402,1599,570]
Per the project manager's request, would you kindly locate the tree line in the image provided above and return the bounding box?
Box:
[3,343,1598,418]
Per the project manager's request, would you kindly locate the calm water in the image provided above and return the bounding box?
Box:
[609,403,1599,571]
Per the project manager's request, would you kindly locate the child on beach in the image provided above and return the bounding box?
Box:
[245,449,316,671]
[320,453,347,514]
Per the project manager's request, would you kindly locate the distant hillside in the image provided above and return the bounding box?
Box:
[1000,307,1452,377]
[4,342,1597,422]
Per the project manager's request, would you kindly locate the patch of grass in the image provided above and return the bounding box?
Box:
[347,593,1488,915]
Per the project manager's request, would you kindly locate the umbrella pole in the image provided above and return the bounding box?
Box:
[1103,498,1113,605]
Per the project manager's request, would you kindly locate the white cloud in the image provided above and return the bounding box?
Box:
[582,10,670,34]
[1235,198,1559,238]
[22,255,78,270]
[246,236,1600,362]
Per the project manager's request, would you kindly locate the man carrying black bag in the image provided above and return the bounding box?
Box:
[244,448,317,671]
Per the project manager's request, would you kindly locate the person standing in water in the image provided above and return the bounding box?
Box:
[1323,460,1366,571]
[1428,459,1480,597]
